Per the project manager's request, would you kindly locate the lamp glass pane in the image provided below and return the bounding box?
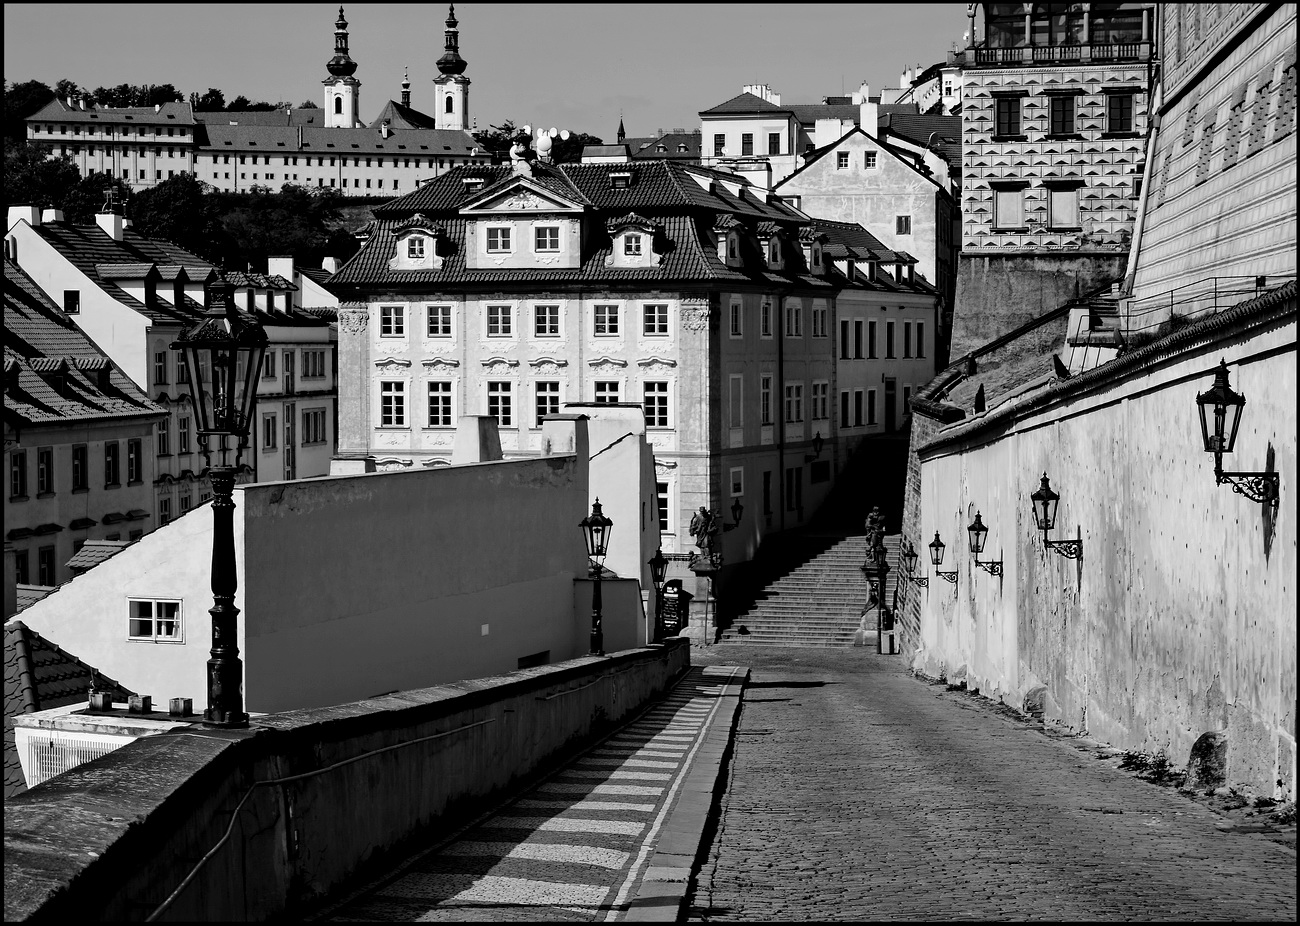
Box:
[968,515,987,555]
[929,534,945,566]
[1222,399,1243,454]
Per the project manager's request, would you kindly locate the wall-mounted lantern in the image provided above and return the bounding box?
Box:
[1195,359,1279,510]
[968,511,1003,576]
[722,496,745,532]
[804,431,825,463]
[901,538,928,588]
[929,532,958,584]
[1030,473,1083,559]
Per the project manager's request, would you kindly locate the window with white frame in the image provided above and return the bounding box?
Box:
[785,303,802,337]
[486,226,513,252]
[594,304,619,336]
[263,413,278,449]
[427,304,452,338]
[729,302,743,337]
[896,215,912,235]
[262,352,276,379]
[644,381,669,428]
[994,188,1025,229]
[407,236,426,259]
[178,417,190,454]
[784,383,803,422]
[595,381,620,404]
[1048,187,1080,229]
[812,306,827,338]
[760,375,773,424]
[535,226,560,252]
[128,598,182,642]
[155,420,168,456]
[534,303,560,337]
[427,381,453,427]
[380,381,406,426]
[656,481,670,531]
[811,382,829,419]
[624,234,643,256]
[303,407,327,443]
[159,497,171,526]
[487,304,513,337]
[380,304,405,337]
[488,381,513,426]
[730,466,744,497]
[535,381,560,427]
[837,151,850,169]
[643,303,668,336]
[761,301,773,337]
[864,151,878,169]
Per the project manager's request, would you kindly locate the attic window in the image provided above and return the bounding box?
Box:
[224,141,232,145]
[443,145,451,151]
[351,144,359,148]
[419,145,428,150]
[610,171,633,189]
[463,177,485,192]
[398,144,407,149]
[277,141,285,146]
[327,143,335,148]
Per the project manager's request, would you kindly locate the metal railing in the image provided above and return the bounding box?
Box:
[968,41,1152,66]
[1120,274,1297,337]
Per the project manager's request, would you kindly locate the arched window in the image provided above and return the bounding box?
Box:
[445,96,454,114]
[334,97,343,115]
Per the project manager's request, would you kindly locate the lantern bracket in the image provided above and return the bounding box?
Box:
[974,558,1003,576]
[1044,536,1084,560]
[1216,467,1279,508]
[935,570,959,585]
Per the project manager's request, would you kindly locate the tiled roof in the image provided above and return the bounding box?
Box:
[881,113,963,165]
[194,108,324,127]
[4,619,135,799]
[3,260,163,427]
[94,262,156,279]
[27,99,195,125]
[197,123,482,156]
[629,131,702,162]
[299,267,335,287]
[26,223,218,325]
[224,270,297,291]
[66,540,132,572]
[368,99,442,131]
[700,92,793,116]
[334,162,828,290]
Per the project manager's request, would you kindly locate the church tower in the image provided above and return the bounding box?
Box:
[432,4,470,131]
[323,6,361,128]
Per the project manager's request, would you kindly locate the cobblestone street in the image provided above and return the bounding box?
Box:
[688,645,1296,922]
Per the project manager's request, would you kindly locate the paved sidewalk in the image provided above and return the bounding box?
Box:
[317,664,747,922]
[688,645,1296,922]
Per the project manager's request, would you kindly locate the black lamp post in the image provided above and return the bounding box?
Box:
[648,547,668,643]
[930,532,958,584]
[170,284,267,728]
[902,538,928,588]
[580,498,613,656]
[1030,473,1083,559]
[968,511,1003,576]
[722,497,745,532]
[1195,359,1279,508]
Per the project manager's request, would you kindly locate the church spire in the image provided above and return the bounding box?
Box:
[401,67,411,107]
[617,114,626,143]
[327,5,358,77]
[437,3,468,75]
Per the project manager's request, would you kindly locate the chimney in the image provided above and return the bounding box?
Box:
[96,210,124,241]
[154,103,161,113]
[79,98,87,111]
[321,256,341,274]
[7,205,41,231]
[381,121,391,139]
[267,255,295,293]
[40,208,64,224]
[860,83,878,136]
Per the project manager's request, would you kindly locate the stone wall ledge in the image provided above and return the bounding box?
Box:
[4,639,690,923]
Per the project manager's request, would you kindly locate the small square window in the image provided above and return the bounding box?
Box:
[643,303,668,336]
[864,151,877,169]
[407,237,426,259]
[63,290,80,314]
[595,381,620,404]
[624,234,643,257]
[427,304,452,338]
[486,227,513,253]
[380,305,405,337]
[535,226,560,252]
[534,304,560,337]
[594,304,620,336]
[487,304,513,337]
[837,151,850,169]
[896,215,912,235]
[128,599,183,643]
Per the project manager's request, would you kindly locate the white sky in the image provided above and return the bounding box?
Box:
[4,3,969,138]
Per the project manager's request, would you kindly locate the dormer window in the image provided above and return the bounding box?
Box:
[407,237,426,260]
[610,170,632,189]
[624,234,643,257]
[463,177,485,193]
[535,226,560,252]
[813,245,822,267]
[486,227,513,253]
[769,241,779,264]
[727,234,738,260]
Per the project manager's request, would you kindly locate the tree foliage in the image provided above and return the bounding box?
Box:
[191,88,226,111]
[472,120,520,162]
[88,83,184,108]
[2,140,80,210]
[60,171,134,225]
[472,120,602,164]
[130,173,229,263]
[4,79,55,145]
[551,132,603,164]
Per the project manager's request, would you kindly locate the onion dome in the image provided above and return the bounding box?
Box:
[436,4,468,75]
[327,6,358,77]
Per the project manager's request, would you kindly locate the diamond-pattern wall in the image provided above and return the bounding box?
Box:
[962,63,1149,254]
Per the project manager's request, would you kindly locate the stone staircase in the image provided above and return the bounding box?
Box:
[720,534,902,647]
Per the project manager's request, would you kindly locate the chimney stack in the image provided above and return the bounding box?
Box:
[7,205,41,231]
[40,208,64,224]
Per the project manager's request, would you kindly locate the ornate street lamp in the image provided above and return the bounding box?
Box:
[648,547,668,643]
[968,511,1003,576]
[1195,359,1279,508]
[929,532,958,584]
[580,499,613,656]
[902,538,929,588]
[1030,473,1083,559]
[170,284,267,728]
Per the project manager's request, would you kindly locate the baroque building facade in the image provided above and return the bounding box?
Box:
[325,151,846,578]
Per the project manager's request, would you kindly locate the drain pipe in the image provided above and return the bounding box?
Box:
[776,291,786,533]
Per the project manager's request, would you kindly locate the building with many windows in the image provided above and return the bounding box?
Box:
[325,148,848,589]
[4,258,163,600]
[4,206,338,522]
[23,6,489,196]
[946,1,1156,355]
